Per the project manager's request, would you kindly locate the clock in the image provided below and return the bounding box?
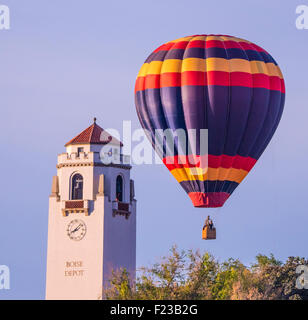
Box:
[67,219,87,241]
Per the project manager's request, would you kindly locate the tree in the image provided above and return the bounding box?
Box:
[103,246,308,300]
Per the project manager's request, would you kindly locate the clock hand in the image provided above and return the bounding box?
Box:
[72,224,82,233]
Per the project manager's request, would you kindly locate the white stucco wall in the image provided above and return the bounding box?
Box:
[46,144,136,300]
[45,196,104,300]
[102,199,136,286]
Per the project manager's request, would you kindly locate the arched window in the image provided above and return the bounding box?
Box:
[116,175,123,202]
[71,174,83,200]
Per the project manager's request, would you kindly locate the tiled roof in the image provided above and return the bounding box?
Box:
[65,120,123,147]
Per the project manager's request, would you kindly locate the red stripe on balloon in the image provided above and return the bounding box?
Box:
[144,74,161,89]
[170,41,189,50]
[152,39,268,53]
[188,191,230,208]
[136,72,285,93]
[161,73,181,87]
[163,154,257,172]
[153,42,174,52]
[135,77,145,92]
[182,71,209,86]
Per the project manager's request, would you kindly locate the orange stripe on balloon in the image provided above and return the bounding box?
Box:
[169,166,249,184]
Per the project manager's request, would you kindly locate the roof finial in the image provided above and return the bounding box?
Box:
[93,117,97,124]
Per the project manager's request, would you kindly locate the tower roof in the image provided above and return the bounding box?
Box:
[65,119,123,147]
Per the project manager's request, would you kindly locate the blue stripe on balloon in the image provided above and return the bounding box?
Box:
[180,180,238,194]
[144,48,277,64]
[136,88,285,159]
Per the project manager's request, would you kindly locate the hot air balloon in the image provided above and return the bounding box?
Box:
[134,35,285,239]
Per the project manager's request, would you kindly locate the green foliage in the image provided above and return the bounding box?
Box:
[254,253,282,267]
[103,246,308,300]
[211,259,246,300]
[103,268,134,300]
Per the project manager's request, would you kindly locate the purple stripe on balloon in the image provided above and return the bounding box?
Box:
[144,48,277,64]
[136,87,285,159]
[250,91,285,159]
[180,180,238,194]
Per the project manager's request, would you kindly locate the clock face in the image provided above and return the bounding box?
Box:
[67,219,87,241]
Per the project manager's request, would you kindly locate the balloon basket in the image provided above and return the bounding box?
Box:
[202,226,216,240]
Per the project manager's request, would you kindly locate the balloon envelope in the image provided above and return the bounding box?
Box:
[135,35,285,208]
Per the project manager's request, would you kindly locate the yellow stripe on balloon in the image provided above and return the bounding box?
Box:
[206,35,251,44]
[265,63,284,79]
[182,58,207,72]
[170,167,249,184]
[161,59,182,73]
[185,35,207,41]
[137,58,283,79]
[167,36,194,44]
[146,61,163,75]
[137,63,150,78]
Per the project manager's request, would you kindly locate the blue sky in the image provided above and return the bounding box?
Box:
[0,0,307,299]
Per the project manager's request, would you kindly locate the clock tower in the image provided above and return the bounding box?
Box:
[45,119,136,300]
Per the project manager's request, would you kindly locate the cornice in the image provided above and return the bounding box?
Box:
[56,162,132,170]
